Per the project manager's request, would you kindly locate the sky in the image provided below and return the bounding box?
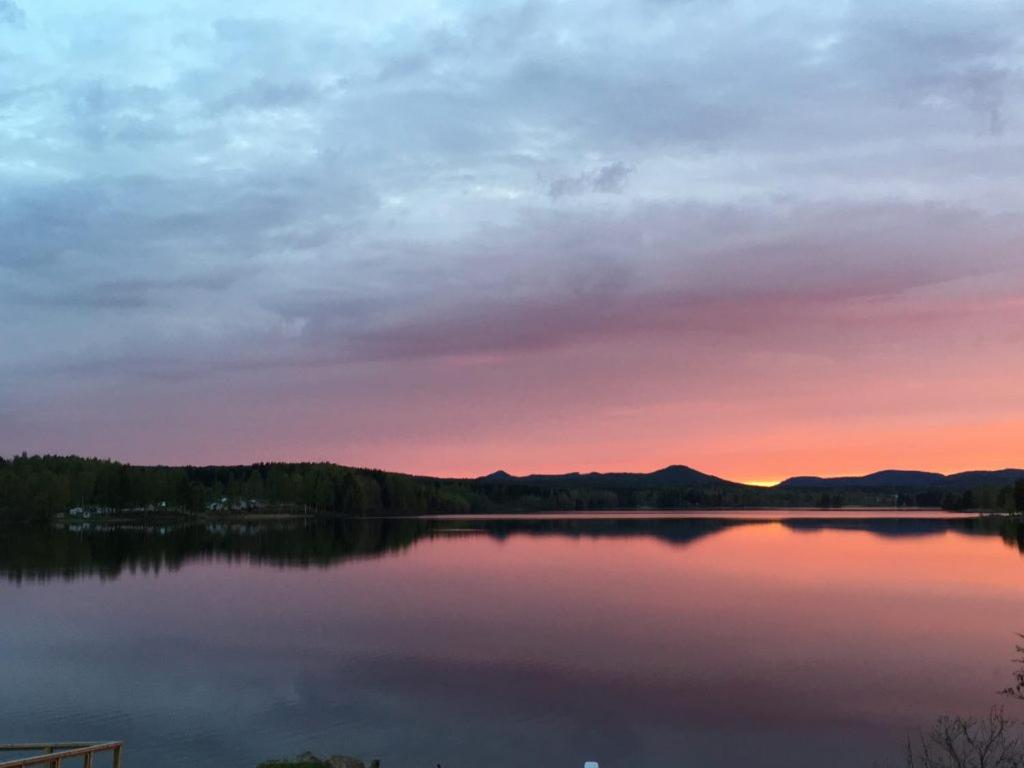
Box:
[2,0,1023,483]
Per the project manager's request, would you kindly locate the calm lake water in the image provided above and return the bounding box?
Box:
[3,511,1024,768]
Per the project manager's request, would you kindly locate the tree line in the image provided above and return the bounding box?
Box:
[1,453,1023,522]
[0,454,480,521]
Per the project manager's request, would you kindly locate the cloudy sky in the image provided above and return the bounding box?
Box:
[2,0,1024,482]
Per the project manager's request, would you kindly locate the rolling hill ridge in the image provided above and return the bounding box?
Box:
[476,464,735,488]
[478,465,1024,491]
[778,468,1024,490]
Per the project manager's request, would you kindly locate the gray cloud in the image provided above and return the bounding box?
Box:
[5,0,1024,461]
[15,271,242,311]
[837,0,1023,133]
[0,0,23,26]
[548,162,634,198]
[41,197,1017,381]
[283,200,1024,365]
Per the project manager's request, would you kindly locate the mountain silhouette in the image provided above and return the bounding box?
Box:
[778,468,1024,490]
[479,465,1024,492]
[475,464,735,488]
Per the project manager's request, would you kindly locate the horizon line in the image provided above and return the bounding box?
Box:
[5,452,1023,488]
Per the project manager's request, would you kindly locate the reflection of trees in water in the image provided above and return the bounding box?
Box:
[461,516,744,546]
[480,514,1023,551]
[1,514,1022,584]
[789,514,1024,555]
[0,518,436,583]
[976,515,1024,556]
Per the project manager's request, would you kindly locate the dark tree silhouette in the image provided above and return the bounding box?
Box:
[904,709,1024,768]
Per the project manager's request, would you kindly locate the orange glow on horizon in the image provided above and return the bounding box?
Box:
[374,415,1024,483]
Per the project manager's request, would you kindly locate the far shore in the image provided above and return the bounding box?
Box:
[40,505,996,528]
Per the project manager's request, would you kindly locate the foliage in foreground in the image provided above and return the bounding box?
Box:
[898,637,1024,768]
[904,709,1024,768]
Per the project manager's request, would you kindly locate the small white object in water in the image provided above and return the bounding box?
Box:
[584,763,599,768]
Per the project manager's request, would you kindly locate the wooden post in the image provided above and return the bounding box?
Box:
[83,753,92,768]
[112,745,122,768]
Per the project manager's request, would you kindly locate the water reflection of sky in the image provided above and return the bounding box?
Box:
[2,516,1023,768]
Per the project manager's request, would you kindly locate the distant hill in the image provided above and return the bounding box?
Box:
[778,468,1024,490]
[482,465,1024,492]
[947,469,1024,486]
[475,464,736,488]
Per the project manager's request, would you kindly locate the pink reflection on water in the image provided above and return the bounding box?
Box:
[4,518,1023,767]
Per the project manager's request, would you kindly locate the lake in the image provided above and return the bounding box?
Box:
[3,511,1024,768]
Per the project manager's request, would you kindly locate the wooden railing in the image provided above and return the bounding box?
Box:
[0,743,122,768]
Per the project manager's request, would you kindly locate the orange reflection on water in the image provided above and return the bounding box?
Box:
[378,521,1024,725]
[6,516,1024,768]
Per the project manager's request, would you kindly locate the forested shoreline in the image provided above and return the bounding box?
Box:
[1,453,1022,522]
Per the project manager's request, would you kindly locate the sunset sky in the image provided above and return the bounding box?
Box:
[2,0,1023,483]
